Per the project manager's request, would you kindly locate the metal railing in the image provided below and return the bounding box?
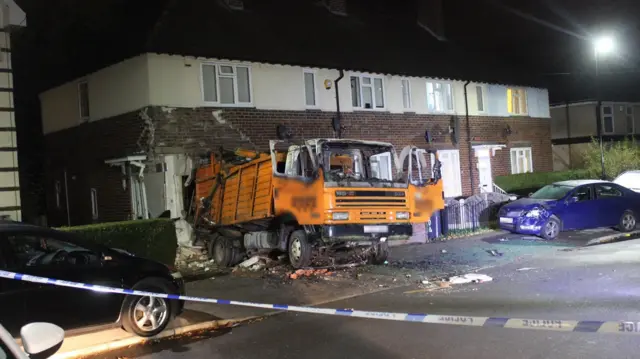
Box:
[442,197,506,232]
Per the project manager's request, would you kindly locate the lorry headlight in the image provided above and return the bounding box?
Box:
[332,212,349,220]
[396,212,410,220]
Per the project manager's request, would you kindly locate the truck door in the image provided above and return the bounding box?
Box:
[269,141,324,225]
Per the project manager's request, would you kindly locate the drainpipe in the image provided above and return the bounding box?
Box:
[334,70,345,138]
[63,169,71,226]
[565,100,572,168]
[463,81,474,195]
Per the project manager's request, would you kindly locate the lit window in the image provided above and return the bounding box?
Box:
[401,79,412,109]
[426,81,453,113]
[78,81,90,121]
[350,75,385,109]
[303,70,317,107]
[510,147,533,174]
[602,105,614,134]
[201,63,252,105]
[507,88,527,115]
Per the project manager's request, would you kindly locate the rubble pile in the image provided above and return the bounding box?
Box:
[175,246,219,275]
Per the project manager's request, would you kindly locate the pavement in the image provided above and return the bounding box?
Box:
[46,227,640,359]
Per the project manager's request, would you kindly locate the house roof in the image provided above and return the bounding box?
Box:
[15,0,543,94]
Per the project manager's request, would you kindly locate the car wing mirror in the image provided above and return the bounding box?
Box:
[21,322,65,359]
[528,192,533,197]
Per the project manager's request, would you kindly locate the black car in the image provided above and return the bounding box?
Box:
[0,222,185,337]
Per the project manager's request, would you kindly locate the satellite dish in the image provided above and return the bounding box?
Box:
[276,124,293,140]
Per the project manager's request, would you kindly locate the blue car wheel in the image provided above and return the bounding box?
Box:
[541,216,561,240]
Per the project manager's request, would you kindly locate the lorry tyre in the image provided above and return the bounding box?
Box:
[369,241,389,265]
[288,230,312,268]
[211,237,233,268]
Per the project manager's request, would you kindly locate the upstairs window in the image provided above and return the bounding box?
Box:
[201,63,252,105]
[303,70,317,107]
[401,79,412,109]
[351,75,385,109]
[626,105,634,134]
[602,105,614,134]
[78,81,90,121]
[507,88,527,115]
[426,81,453,113]
[475,85,485,112]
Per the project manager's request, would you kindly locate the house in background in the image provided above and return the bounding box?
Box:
[0,0,25,221]
[550,100,639,171]
[21,0,552,226]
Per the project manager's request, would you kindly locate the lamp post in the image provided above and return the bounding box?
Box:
[594,35,614,180]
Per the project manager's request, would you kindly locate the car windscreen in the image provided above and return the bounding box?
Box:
[530,184,575,200]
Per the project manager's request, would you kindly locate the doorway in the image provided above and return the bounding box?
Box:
[476,152,493,193]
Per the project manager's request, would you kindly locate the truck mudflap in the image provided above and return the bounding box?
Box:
[320,224,413,243]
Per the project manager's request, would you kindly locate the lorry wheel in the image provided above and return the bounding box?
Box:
[212,237,233,268]
[369,241,389,265]
[288,230,312,269]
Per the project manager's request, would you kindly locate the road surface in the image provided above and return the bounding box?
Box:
[97,237,640,359]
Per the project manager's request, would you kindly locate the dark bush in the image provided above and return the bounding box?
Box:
[58,219,177,266]
[494,169,591,195]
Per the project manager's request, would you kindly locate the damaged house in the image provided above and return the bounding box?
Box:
[18,0,553,226]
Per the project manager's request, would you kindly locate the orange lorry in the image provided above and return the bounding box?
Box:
[193,138,444,268]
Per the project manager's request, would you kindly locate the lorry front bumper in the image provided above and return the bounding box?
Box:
[321,224,413,243]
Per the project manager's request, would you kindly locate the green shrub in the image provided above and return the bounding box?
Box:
[58,219,177,266]
[494,169,591,195]
[582,137,640,179]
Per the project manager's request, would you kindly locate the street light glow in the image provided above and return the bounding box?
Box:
[594,36,614,54]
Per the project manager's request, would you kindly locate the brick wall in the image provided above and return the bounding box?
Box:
[44,105,552,225]
[43,111,146,226]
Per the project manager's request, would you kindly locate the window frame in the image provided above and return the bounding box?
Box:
[475,85,486,113]
[601,104,615,134]
[594,183,624,199]
[350,73,386,111]
[200,62,253,107]
[91,188,98,220]
[507,87,528,116]
[510,147,533,174]
[401,78,412,110]
[78,80,90,122]
[303,68,319,109]
[426,80,454,114]
[625,104,634,134]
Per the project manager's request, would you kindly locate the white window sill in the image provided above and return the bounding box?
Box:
[202,102,254,108]
[353,107,388,112]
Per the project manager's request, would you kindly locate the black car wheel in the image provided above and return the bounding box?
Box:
[121,277,176,337]
[619,210,637,232]
[541,216,561,240]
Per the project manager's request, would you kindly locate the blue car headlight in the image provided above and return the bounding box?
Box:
[525,208,541,218]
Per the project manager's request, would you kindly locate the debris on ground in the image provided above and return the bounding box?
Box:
[421,280,429,285]
[441,249,447,253]
[289,268,332,280]
[486,249,503,257]
[448,273,493,284]
[516,267,537,271]
[175,245,219,276]
[499,238,509,242]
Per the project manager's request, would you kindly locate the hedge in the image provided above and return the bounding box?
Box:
[58,219,178,266]
[494,169,591,195]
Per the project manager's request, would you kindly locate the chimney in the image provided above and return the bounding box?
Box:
[417,0,445,41]
[323,0,347,16]
[221,0,244,11]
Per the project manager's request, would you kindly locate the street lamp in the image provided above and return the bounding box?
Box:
[594,35,614,179]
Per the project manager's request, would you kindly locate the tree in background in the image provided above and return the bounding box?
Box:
[581,138,640,179]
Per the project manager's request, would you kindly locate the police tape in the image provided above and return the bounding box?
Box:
[2,269,639,335]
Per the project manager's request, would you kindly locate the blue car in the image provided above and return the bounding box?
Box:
[498,180,640,240]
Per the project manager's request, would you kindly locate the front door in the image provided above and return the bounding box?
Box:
[477,154,493,193]
[432,150,462,198]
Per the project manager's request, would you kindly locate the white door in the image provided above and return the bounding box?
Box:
[370,152,393,180]
[431,150,462,198]
[477,154,493,193]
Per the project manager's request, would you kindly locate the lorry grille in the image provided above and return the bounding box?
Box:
[335,190,407,208]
